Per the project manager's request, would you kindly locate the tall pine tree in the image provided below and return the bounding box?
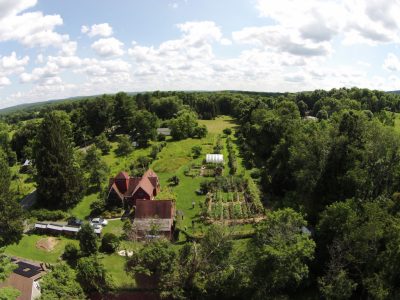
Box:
[35,111,84,208]
[0,150,23,247]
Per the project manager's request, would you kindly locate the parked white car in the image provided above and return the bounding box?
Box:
[90,218,108,226]
[90,223,102,230]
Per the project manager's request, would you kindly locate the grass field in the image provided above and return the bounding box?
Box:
[10,164,36,203]
[102,219,124,236]
[5,234,78,263]
[198,116,236,134]
[394,113,400,134]
[101,254,135,289]
[69,193,98,220]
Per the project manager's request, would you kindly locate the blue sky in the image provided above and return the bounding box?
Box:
[0,0,400,108]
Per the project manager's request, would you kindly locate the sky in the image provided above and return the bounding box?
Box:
[1,0,400,109]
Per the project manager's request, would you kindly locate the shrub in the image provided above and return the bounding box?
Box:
[168,175,180,186]
[250,168,261,179]
[90,200,106,216]
[150,145,160,159]
[223,128,232,135]
[191,145,202,158]
[63,243,79,262]
[31,209,69,221]
[137,156,152,170]
[101,233,120,253]
[94,133,111,155]
[115,135,133,156]
[194,125,208,138]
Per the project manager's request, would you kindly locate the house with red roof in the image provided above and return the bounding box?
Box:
[107,169,160,207]
[108,169,175,239]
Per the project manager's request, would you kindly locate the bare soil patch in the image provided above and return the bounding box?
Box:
[36,237,59,252]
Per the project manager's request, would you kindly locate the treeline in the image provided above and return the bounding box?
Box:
[232,90,400,297]
[10,92,212,163]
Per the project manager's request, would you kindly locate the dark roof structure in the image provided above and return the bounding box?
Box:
[0,259,46,300]
[13,261,43,278]
[135,199,175,219]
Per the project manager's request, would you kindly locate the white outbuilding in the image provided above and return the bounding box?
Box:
[206,154,224,164]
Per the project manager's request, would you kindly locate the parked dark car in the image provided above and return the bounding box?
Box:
[67,217,83,227]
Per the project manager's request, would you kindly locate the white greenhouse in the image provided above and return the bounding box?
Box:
[206,154,224,164]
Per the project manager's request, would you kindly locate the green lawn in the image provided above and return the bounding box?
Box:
[10,164,36,203]
[394,113,400,134]
[102,219,124,236]
[199,116,236,134]
[69,193,98,220]
[150,116,241,235]
[101,254,135,289]
[5,234,78,263]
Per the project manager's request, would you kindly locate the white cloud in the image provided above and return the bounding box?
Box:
[220,38,232,46]
[91,37,124,57]
[36,54,44,64]
[0,0,36,19]
[0,52,29,75]
[20,61,59,84]
[128,21,225,65]
[0,0,76,51]
[0,76,11,87]
[255,0,400,46]
[383,53,400,72]
[81,23,113,37]
[59,41,77,56]
[233,26,332,57]
[48,55,82,68]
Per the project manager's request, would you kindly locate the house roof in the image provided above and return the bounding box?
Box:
[135,199,174,219]
[109,169,159,199]
[0,260,46,300]
[116,171,129,180]
[14,261,43,278]
[133,176,154,197]
[133,218,173,232]
[110,183,125,201]
[143,169,158,179]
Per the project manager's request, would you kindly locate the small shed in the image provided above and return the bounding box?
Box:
[22,159,31,167]
[157,128,171,136]
[304,116,318,121]
[206,154,224,164]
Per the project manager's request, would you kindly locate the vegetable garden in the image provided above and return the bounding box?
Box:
[202,176,264,223]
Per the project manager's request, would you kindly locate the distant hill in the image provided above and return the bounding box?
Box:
[0,90,283,115]
[387,90,400,94]
[0,92,138,115]
[0,95,97,115]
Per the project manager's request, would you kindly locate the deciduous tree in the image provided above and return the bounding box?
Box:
[40,263,85,300]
